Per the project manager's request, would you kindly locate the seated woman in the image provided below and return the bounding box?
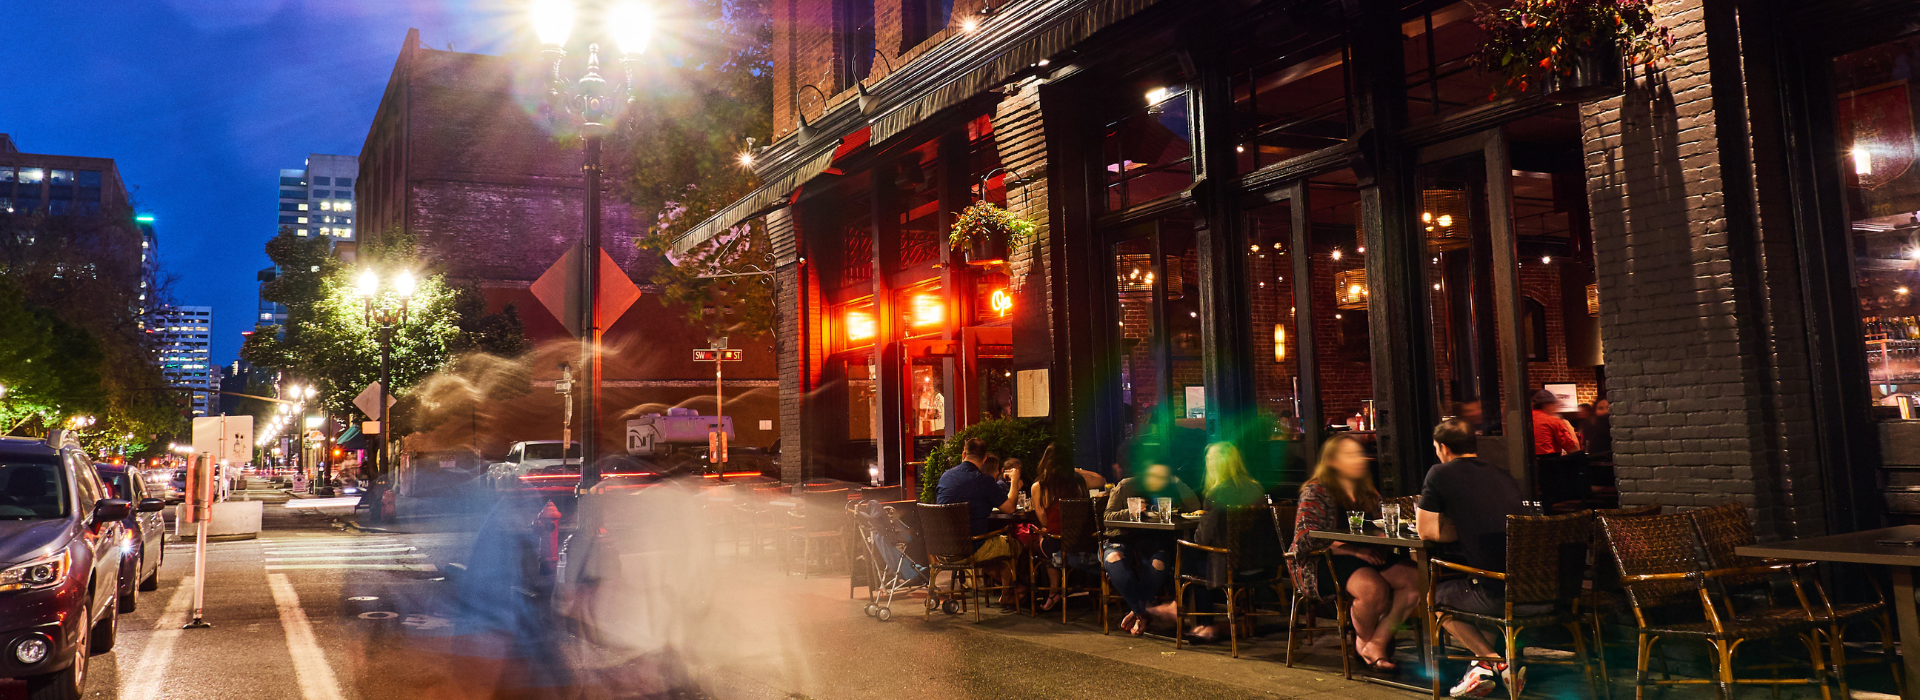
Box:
[1288,434,1420,670]
[1022,446,1099,611]
[1100,460,1201,635]
[1152,442,1269,641]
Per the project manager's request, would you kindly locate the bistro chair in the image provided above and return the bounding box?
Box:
[784,488,847,578]
[1272,499,1355,675]
[1687,501,1900,697]
[1598,512,1831,700]
[1028,498,1102,623]
[1586,503,1664,680]
[1173,503,1288,657]
[917,502,1013,622]
[1425,511,1604,699]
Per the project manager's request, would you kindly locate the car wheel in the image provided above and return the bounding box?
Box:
[88,597,115,655]
[117,586,136,614]
[138,566,159,592]
[26,613,86,700]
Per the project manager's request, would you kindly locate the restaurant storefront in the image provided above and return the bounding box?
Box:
[678,0,1920,536]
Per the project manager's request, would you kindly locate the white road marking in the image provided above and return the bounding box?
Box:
[263,546,414,555]
[266,563,439,572]
[267,573,347,700]
[265,553,428,562]
[117,577,196,698]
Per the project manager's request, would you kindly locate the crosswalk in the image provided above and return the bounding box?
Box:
[259,536,439,572]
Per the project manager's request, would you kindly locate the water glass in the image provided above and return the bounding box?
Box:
[1381,503,1401,537]
[1156,497,1173,522]
[1346,510,1366,533]
[1127,497,1145,522]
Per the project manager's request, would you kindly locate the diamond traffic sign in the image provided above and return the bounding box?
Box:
[530,243,643,338]
[354,381,395,419]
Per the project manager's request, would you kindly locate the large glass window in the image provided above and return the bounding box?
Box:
[1233,46,1351,173]
[1836,32,1920,419]
[837,0,876,85]
[1403,3,1501,123]
[1306,171,1375,432]
[896,142,943,270]
[1104,87,1194,211]
[1245,199,1303,442]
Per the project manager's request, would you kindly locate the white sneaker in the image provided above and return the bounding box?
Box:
[1450,662,1498,698]
[1499,663,1526,697]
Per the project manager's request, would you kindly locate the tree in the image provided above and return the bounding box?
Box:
[618,0,777,339]
[241,229,529,436]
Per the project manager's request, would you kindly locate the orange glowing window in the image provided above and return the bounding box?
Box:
[989,289,1013,317]
[1273,324,1286,362]
[845,309,877,343]
[909,294,944,329]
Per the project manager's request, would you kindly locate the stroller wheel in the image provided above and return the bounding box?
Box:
[864,604,878,617]
[943,599,961,615]
[876,607,892,622]
[925,597,940,611]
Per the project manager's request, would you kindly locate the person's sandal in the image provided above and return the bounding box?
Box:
[1040,594,1063,612]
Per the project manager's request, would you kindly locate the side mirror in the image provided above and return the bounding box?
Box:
[136,498,165,513]
[93,499,131,524]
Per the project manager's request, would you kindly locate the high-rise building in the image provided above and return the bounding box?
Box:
[150,306,215,417]
[256,267,287,328]
[277,153,358,244]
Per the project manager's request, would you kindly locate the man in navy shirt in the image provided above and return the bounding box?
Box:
[936,438,1021,535]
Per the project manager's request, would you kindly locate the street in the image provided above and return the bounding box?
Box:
[20,486,1418,700]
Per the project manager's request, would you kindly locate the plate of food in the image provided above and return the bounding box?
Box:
[1181,511,1204,520]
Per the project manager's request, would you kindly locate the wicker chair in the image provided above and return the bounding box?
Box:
[917,502,1013,622]
[1687,502,1899,697]
[785,488,848,577]
[1272,500,1355,674]
[1599,512,1830,700]
[1587,503,1661,688]
[1028,498,1102,623]
[1173,503,1289,657]
[1425,511,1605,699]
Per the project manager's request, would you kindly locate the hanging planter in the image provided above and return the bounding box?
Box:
[949,202,1035,267]
[1472,0,1675,104]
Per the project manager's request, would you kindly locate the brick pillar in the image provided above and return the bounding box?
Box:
[1580,0,1822,535]
[771,207,815,484]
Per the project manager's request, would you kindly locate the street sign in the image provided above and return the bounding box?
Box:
[354,381,395,419]
[530,243,643,338]
[707,430,729,464]
[693,348,744,362]
[191,416,253,468]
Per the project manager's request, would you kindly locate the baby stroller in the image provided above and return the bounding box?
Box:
[854,500,927,621]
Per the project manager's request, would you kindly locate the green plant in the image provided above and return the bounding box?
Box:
[918,417,1053,503]
[947,201,1036,250]
[1471,0,1676,98]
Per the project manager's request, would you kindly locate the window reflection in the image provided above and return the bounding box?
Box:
[1835,32,1920,419]
[1104,90,1194,210]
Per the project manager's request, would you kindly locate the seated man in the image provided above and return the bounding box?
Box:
[935,438,1024,608]
[1415,419,1529,698]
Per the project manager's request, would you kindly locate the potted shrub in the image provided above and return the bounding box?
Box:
[1473,0,1676,104]
[949,201,1035,266]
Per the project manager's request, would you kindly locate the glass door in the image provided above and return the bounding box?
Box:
[1108,213,1204,484]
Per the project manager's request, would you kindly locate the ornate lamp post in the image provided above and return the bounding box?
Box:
[354,269,414,510]
[529,0,652,490]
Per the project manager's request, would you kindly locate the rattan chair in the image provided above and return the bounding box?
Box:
[1270,500,1355,674]
[917,502,1013,622]
[1587,503,1662,688]
[1424,511,1605,699]
[784,488,848,577]
[1687,502,1899,697]
[1173,504,1288,657]
[1599,511,1830,700]
[1028,498,1102,623]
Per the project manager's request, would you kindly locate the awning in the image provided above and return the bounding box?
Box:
[335,425,365,450]
[669,0,1164,254]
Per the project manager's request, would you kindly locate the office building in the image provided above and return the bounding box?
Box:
[277,153,358,244]
[256,267,288,328]
[151,305,214,416]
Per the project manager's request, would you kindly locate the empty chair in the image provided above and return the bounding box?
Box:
[917,502,1013,622]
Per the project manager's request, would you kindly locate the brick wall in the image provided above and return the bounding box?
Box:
[1579,0,1816,534]
[771,0,997,138]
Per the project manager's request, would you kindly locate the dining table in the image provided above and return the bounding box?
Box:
[1736,524,1920,700]
[1309,525,1432,693]
[1103,516,1202,532]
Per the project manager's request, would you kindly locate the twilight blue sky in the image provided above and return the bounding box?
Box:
[0,0,530,366]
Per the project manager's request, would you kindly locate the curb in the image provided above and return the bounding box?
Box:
[339,516,397,534]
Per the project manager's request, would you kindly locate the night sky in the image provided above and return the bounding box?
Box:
[0,0,529,366]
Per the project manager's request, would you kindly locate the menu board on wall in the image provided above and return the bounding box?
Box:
[1017,369,1050,418]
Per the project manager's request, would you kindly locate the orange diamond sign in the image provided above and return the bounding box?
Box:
[531,243,643,338]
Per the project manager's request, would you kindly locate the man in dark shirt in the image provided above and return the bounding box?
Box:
[936,438,1020,536]
[1416,418,1528,698]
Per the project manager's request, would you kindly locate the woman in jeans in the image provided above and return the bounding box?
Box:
[1288,433,1419,669]
[1151,442,1267,641]
[1100,461,1200,635]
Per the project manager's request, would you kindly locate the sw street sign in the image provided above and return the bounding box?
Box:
[693,349,744,362]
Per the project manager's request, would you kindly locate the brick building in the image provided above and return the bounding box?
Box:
[356,30,779,461]
[681,0,1920,538]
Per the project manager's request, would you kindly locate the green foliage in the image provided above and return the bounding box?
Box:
[918,418,1054,503]
[620,0,775,339]
[948,202,1036,249]
[1471,0,1676,97]
[242,228,529,435]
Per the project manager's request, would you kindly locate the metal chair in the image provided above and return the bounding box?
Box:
[1173,503,1289,657]
[1599,511,1831,700]
[1687,501,1899,697]
[1425,511,1605,699]
[1029,498,1101,623]
[1275,500,1356,675]
[917,502,1013,622]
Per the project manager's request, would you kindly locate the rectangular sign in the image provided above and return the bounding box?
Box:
[693,349,745,362]
[707,430,729,464]
[192,415,254,468]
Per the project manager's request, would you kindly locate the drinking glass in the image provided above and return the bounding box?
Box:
[1156,497,1173,522]
[1381,503,1401,537]
[1127,497,1145,522]
[1347,510,1366,533]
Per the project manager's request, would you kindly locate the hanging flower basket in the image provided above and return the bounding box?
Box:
[1472,0,1674,104]
[949,202,1035,267]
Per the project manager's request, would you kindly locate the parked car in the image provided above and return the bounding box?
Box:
[485,441,581,491]
[167,469,186,503]
[0,434,136,700]
[93,464,165,605]
[140,467,179,503]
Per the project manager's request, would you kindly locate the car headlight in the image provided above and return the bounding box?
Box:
[0,550,70,593]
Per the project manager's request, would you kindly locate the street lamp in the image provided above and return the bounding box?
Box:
[354,270,415,512]
[530,0,652,490]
